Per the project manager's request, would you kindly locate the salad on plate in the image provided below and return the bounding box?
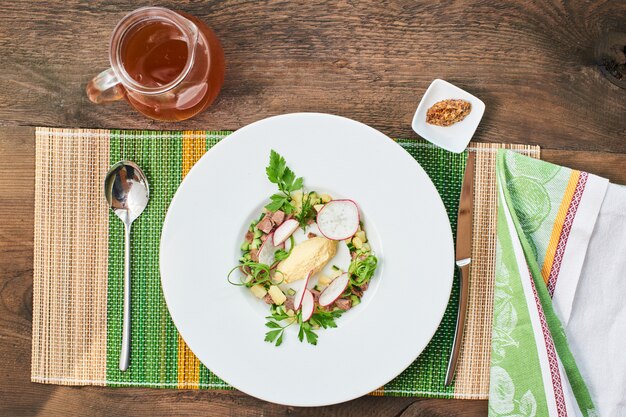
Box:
[228,150,379,346]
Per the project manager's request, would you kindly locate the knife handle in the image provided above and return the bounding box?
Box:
[445,261,470,386]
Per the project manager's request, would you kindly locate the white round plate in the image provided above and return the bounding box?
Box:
[160,113,453,406]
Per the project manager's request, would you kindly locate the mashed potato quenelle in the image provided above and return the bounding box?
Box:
[276,237,337,283]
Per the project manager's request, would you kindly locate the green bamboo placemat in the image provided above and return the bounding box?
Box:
[32,127,539,399]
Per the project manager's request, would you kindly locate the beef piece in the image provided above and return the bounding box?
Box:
[360,281,369,291]
[245,230,254,243]
[271,210,285,226]
[352,285,364,298]
[263,293,274,304]
[284,297,295,312]
[334,298,353,311]
[310,288,321,303]
[249,249,259,262]
[307,232,317,239]
[257,214,274,234]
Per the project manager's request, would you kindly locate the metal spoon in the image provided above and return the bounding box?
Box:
[104,161,149,371]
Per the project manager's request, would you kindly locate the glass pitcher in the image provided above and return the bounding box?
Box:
[86,7,225,122]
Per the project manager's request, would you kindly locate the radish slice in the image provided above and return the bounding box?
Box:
[258,232,281,266]
[273,218,299,246]
[301,290,314,321]
[293,271,312,310]
[316,199,360,241]
[318,273,349,307]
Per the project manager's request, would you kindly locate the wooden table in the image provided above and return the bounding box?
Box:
[1,1,624,415]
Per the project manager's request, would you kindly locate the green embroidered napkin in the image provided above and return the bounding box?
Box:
[491,150,609,417]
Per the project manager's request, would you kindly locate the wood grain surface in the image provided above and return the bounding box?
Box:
[0,0,625,415]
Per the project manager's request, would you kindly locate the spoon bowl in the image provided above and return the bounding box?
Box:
[105,161,149,224]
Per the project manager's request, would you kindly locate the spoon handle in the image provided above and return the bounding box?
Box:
[119,222,132,371]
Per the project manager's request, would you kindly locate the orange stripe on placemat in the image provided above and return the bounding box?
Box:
[177,131,207,388]
[541,171,580,284]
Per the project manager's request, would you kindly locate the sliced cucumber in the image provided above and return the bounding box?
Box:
[250,238,262,250]
[350,295,361,306]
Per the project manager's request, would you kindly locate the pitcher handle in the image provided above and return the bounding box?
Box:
[86,68,126,104]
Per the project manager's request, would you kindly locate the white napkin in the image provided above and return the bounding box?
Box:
[557,183,626,417]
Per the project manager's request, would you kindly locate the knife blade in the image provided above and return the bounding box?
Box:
[445,150,475,386]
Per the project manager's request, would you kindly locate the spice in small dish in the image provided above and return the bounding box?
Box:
[426,99,472,127]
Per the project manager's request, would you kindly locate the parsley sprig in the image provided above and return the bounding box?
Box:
[264,306,343,347]
[264,308,293,347]
[265,150,304,214]
[311,309,343,329]
[298,319,318,345]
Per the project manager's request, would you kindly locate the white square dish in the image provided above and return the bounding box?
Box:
[411,79,485,153]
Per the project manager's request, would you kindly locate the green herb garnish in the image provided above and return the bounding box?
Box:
[310,309,343,329]
[348,254,378,286]
[264,307,343,347]
[295,191,316,229]
[274,249,289,262]
[264,150,303,214]
[264,308,294,347]
[297,315,318,345]
[227,260,284,289]
[274,236,295,262]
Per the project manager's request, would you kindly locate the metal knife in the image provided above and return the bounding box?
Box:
[445,151,475,386]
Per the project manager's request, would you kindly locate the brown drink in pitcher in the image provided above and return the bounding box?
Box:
[87,7,225,121]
